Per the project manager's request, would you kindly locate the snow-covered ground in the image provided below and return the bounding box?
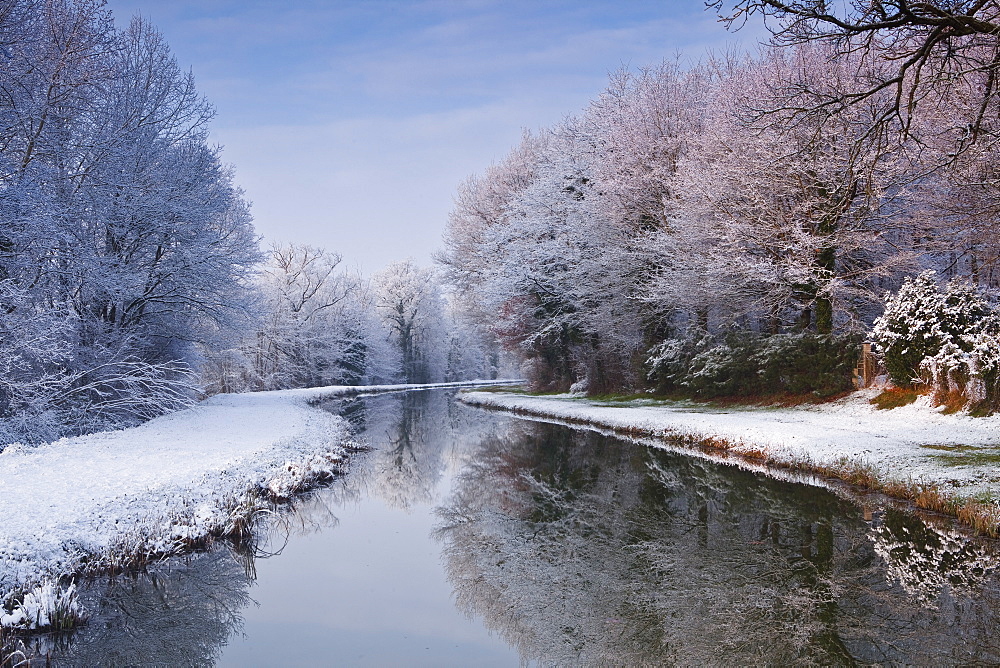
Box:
[460,390,1000,498]
[0,380,509,626]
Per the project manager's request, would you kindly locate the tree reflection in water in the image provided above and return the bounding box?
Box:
[436,421,1000,665]
[39,546,253,666]
[370,392,446,510]
[321,390,502,511]
[38,390,502,666]
[41,481,365,667]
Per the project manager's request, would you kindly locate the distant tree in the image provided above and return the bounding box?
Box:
[263,245,351,386]
[201,243,400,393]
[443,306,500,382]
[442,122,651,392]
[372,260,447,384]
[906,111,1000,291]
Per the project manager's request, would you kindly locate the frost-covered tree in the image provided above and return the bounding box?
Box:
[673,45,914,335]
[443,308,500,383]
[442,118,658,392]
[252,244,358,389]
[443,17,1000,397]
[907,113,1000,291]
[201,244,399,393]
[712,0,1000,161]
[372,260,448,384]
[0,3,260,442]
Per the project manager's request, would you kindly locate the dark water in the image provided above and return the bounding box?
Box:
[38,389,1000,665]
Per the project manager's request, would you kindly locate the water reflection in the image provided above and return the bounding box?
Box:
[44,547,253,666]
[33,391,1000,665]
[318,391,501,511]
[436,421,1000,665]
[872,508,999,604]
[43,477,367,667]
[217,391,521,666]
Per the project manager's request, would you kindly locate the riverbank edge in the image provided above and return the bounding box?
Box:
[0,380,514,635]
[459,390,1000,537]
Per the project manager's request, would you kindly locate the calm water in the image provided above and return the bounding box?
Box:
[38,389,1000,665]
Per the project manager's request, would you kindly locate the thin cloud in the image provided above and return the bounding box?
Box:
[105,0,766,273]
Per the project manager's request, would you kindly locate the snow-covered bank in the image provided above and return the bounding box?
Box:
[0,380,510,627]
[460,391,1000,499]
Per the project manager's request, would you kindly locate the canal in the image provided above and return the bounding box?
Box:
[42,388,1000,665]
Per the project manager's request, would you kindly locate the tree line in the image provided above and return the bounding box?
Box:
[200,247,500,397]
[0,0,498,445]
[440,1,1000,398]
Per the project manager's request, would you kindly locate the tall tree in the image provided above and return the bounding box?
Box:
[711,0,1000,158]
[0,3,260,441]
[672,46,914,334]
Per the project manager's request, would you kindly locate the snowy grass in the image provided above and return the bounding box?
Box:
[1,581,83,632]
[461,389,1000,536]
[0,379,512,633]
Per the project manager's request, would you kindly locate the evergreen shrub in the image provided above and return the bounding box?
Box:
[647,332,858,399]
[871,271,991,388]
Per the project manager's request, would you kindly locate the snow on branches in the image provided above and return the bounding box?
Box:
[872,270,1000,407]
[0,3,260,442]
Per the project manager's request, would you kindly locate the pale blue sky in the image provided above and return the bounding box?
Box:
[103,0,765,273]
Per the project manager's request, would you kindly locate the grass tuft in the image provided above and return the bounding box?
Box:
[1,627,30,668]
[1,580,84,633]
[934,389,968,414]
[968,400,996,417]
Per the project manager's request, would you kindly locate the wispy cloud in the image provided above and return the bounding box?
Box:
[105,0,768,272]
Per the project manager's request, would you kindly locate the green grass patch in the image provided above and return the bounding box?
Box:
[584,393,657,402]
[581,390,848,409]
[464,385,532,394]
[870,388,922,410]
[928,451,1000,467]
[920,443,1000,467]
[582,393,678,407]
[966,490,1000,505]
[919,443,978,452]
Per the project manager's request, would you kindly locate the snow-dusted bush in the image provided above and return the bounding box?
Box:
[0,351,198,445]
[646,332,713,393]
[568,377,590,396]
[919,320,1000,406]
[685,340,757,397]
[753,333,859,397]
[872,271,992,388]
